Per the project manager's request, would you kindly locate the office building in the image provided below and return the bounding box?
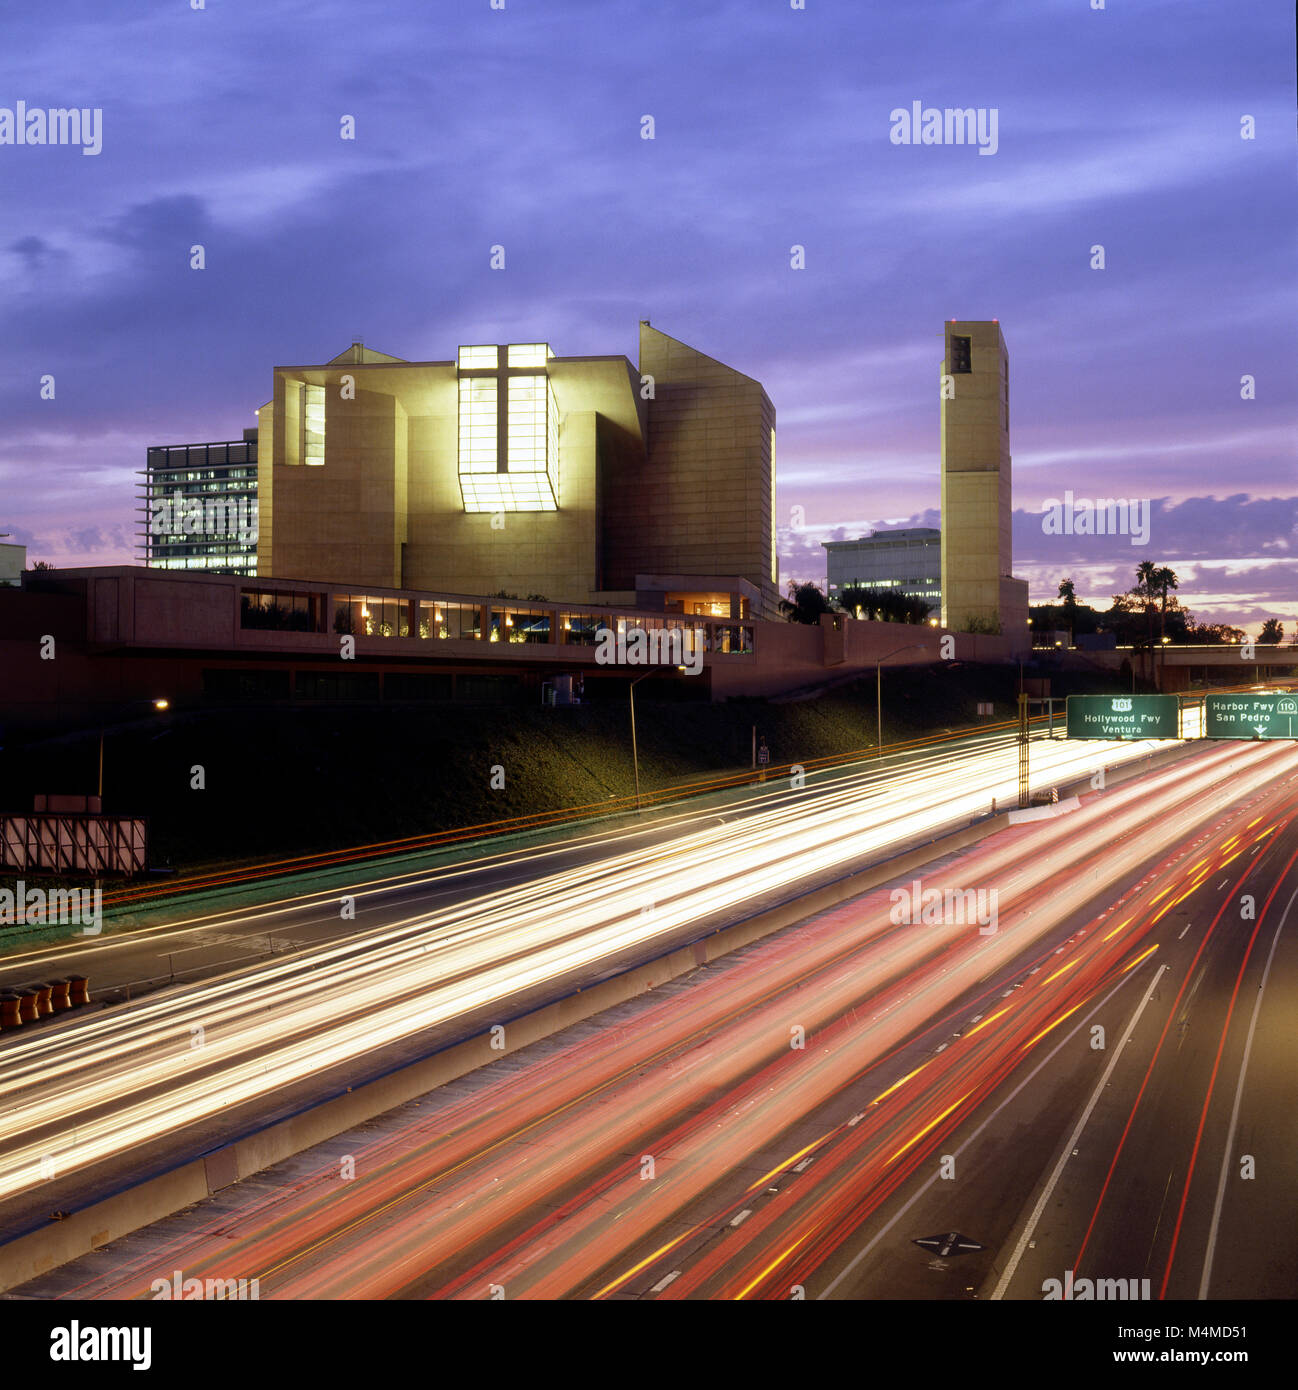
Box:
[823,527,940,607]
[0,540,25,586]
[138,429,259,575]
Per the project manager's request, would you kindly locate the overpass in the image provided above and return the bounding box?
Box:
[1057,642,1298,693]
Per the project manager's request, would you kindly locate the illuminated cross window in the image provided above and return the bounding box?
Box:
[457,343,559,511]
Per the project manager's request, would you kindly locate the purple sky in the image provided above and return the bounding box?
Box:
[2,0,1294,634]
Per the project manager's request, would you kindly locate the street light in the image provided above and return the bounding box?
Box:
[876,643,928,760]
[97,698,170,803]
[628,673,651,812]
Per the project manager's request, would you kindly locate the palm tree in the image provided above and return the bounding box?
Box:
[1147,566,1178,641]
[1134,561,1158,650]
[1057,577,1077,642]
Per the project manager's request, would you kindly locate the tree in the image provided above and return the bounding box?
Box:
[1259,618,1284,644]
[835,585,881,620]
[30,560,53,571]
[834,586,931,624]
[1057,577,1078,641]
[780,580,833,624]
[1151,566,1179,641]
[1182,621,1246,646]
[1133,561,1158,649]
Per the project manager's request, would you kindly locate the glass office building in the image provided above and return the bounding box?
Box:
[139,430,259,574]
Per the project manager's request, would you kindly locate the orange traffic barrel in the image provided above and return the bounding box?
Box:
[0,993,22,1030]
[66,975,91,1008]
[47,979,72,1012]
[28,983,53,1017]
[15,986,41,1023]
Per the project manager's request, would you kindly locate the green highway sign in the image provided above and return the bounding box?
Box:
[1066,694,1181,740]
[1204,693,1298,740]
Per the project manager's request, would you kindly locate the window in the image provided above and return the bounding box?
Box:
[332,594,410,638]
[489,606,552,644]
[560,612,608,646]
[457,344,558,511]
[507,343,552,368]
[457,345,498,369]
[240,589,317,631]
[949,335,972,374]
[300,384,325,464]
[418,600,482,641]
[458,376,498,474]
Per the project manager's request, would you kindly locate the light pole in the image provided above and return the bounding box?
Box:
[97,699,170,803]
[628,674,650,812]
[876,643,928,760]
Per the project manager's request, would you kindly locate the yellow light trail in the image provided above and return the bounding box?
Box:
[868,1063,927,1108]
[733,1230,815,1301]
[885,1091,973,1167]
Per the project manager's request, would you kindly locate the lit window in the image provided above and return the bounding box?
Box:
[507,343,552,368]
[457,346,559,511]
[457,345,498,369]
[458,376,498,473]
[301,384,325,465]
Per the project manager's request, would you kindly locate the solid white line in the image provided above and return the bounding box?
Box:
[816,959,1158,1300]
[1198,886,1297,1298]
[990,963,1168,1300]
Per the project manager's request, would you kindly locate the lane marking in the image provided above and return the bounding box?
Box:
[990,963,1169,1300]
[817,958,1158,1300]
[1198,885,1298,1298]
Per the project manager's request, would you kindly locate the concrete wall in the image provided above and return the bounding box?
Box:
[599,325,778,617]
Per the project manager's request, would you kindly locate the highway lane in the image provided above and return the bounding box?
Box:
[988,788,1298,1301]
[0,714,1205,1229]
[16,737,1294,1300]
[766,766,1298,1302]
[0,717,1167,1002]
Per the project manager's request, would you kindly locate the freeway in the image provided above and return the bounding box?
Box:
[15,735,1297,1299]
[0,714,1153,1001]
[0,713,1199,1235]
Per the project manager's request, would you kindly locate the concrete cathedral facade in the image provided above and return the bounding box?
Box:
[254,322,779,620]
